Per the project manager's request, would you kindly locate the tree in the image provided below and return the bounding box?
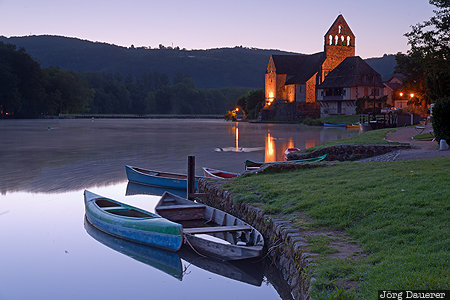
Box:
[396,0,450,106]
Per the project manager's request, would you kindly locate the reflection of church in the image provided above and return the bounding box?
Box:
[263,15,384,119]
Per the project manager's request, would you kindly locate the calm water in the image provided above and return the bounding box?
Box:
[0,119,357,300]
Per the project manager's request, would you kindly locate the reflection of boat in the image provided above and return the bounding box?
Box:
[202,167,239,179]
[155,192,264,261]
[126,182,187,198]
[84,217,183,280]
[323,123,346,128]
[85,218,264,286]
[84,190,183,252]
[178,247,263,286]
[284,147,300,160]
[126,165,202,190]
[245,154,327,170]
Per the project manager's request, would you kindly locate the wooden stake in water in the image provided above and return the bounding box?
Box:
[187,155,195,200]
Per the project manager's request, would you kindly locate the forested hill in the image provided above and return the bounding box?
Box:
[0,35,397,88]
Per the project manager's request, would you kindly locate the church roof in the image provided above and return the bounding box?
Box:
[271,52,325,84]
[318,56,384,88]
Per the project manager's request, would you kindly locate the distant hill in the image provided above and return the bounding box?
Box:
[365,54,397,81]
[0,35,397,88]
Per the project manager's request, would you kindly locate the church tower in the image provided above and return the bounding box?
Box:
[320,15,355,83]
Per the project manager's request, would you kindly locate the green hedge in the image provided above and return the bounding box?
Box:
[431,99,450,143]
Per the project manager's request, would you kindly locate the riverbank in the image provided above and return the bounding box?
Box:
[198,126,450,299]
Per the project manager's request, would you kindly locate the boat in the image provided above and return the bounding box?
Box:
[126,165,203,190]
[323,123,346,127]
[155,192,264,261]
[345,123,360,129]
[202,167,239,179]
[284,147,300,160]
[245,154,327,170]
[84,217,183,280]
[84,190,183,252]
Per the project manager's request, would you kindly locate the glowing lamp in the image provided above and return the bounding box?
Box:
[399,92,403,97]
[410,93,414,98]
[235,107,239,112]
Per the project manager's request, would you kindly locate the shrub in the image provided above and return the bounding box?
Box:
[431,99,450,143]
[302,117,323,126]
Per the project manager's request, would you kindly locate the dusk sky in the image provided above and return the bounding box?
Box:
[1,0,436,58]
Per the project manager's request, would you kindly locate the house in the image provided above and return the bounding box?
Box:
[383,75,410,109]
[264,15,355,110]
[316,56,384,116]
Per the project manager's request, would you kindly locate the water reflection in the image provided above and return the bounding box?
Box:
[0,119,357,195]
[85,218,264,286]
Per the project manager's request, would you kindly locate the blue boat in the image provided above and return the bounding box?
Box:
[323,123,346,127]
[84,190,183,252]
[126,165,202,190]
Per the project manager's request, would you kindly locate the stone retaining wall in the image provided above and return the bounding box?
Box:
[287,144,411,161]
[198,179,313,300]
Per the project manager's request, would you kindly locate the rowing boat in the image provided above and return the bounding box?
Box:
[202,167,239,179]
[284,147,300,160]
[345,124,360,129]
[84,190,183,252]
[245,154,327,170]
[155,192,264,261]
[126,165,203,190]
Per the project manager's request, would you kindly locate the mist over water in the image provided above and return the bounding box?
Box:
[0,119,357,300]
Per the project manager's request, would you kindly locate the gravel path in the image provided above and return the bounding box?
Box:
[358,124,450,162]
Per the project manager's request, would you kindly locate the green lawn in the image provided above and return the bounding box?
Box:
[224,157,450,299]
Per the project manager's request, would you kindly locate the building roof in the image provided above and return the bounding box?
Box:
[271,52,324,84]
[317,56,384,89]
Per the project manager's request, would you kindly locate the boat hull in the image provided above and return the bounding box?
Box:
[84,190,183,252]
[323,123,346,128]
[202,167,239,179]
[156,192,264,261]
[126,165,200,190]
[245,154,327,170]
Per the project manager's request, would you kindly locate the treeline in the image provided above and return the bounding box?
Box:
[0,42,249,117]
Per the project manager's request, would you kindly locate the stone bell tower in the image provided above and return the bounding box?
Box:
[320,15,355,83]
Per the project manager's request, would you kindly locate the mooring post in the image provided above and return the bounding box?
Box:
[187,155,195,200]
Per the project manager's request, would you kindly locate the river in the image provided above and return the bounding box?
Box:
[0,119,358,300]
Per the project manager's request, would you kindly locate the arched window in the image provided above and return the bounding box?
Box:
[335,35,339,45]
[341,36,345,46]
[347,36,351,46]
[338,25,342,33]
[329,35,333,45]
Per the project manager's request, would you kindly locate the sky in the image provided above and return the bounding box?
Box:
[0,0,437,58]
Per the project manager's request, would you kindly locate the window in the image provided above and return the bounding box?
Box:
[338,25,342,33]
[335,35,339,45]
[341,36,345,46]
[329,35,333,45]
[347,36,351,46]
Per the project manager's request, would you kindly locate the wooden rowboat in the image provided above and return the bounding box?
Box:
[245,154,327,170]
[84,190,183,252]
[202,167,239,179]
[126,165,203,190]
[155,192,264,261]
[284,147,300,160]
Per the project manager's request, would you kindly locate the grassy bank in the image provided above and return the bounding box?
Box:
[224,158,449,299]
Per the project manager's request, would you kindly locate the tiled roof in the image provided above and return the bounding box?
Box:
[317,56,384,88]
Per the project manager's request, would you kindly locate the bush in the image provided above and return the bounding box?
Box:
[431,99,450,143]
[302,117,323,126]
